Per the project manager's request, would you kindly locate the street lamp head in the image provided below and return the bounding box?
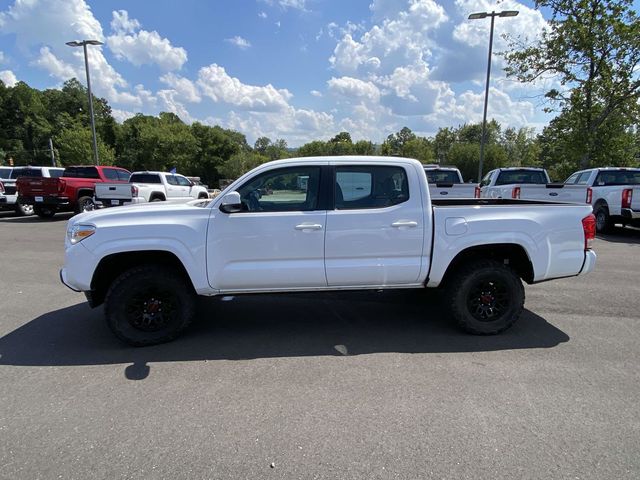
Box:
[468,12,488,19]
[499,10,519,17]
[66,39,103,47]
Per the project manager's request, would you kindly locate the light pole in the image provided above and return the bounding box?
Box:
[468,10,518,181]
[66,39,103,166]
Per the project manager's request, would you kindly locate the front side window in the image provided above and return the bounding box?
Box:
[480,171,493,187]
[335,166,408,210]
[166,175,179,186]
[237,166,321,212]
[176,175,192,187]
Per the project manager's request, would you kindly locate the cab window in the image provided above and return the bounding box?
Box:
[335,166,408,210]
[237,166,321,212]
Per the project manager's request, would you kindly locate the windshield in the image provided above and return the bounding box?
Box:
[424,169,461,184]
[495,170,547,185]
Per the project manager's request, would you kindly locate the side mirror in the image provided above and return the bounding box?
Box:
[219,191,243,214]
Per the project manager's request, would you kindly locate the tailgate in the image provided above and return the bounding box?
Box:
[95,183,132,201]
[17,177,60,196]
[517,184,587,202]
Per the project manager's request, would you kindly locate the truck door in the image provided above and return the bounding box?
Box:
[207,165,329,291]
[324,163,425,286]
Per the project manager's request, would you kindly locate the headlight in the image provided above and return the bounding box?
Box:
[67,224,96,244]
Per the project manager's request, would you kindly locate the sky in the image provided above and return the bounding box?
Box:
[0,0,635,147]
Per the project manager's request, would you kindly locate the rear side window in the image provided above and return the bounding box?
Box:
[495,170,547,185]
[594,170,640,186]
[335,166,408,210]
[424,169,461,184]
[63,167,100,179]
[130,173,162,184]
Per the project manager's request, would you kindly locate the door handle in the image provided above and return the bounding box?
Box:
[391,221,418,228]
[295,223,323,231]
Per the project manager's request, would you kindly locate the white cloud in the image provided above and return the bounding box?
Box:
[0,69,17,86]
[310,90,322,97]
[160,73,201,103]
[258,11,268,19]
[107,10,187,71]
[278,0,308,11]
[110,10,140,34]
[157,89,194,123]
[33,47,76,79]
[328,76,380,103]
[197,63,293,112]
[111,108,137,123]
[225,36,251,50]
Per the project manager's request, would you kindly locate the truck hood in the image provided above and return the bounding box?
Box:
[72,199,212,226]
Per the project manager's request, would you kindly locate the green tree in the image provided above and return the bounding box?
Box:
[56,126,115,166]
[505,0,640,168]
[219,151,269,179]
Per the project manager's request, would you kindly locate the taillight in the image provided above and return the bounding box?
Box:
[474,186,481,198]
[131,184,138,197]
[582,214,596,250]
[511,186,521,199]
[585,187,592,204]
[0,181,4,194]
[58,179,66,193]
[622,188,633,209]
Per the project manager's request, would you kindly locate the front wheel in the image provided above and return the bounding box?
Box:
[446,259,524,335]
[104,265,196,346]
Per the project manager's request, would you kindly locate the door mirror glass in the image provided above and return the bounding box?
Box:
[219,191,243,213]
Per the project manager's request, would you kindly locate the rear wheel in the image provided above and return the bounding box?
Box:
[76,196,95,214]
[34,205,56,219]
[150,196,164,202]
[15,202,34,216]
[594,204,613,233]
[446,259,524,335]
[104,265,196,346]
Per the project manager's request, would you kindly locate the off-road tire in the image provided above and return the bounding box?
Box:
[34,205,56,219]
[105,265,196,346]
[446,259,524,335]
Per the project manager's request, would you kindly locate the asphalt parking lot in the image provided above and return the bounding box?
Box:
[1,211,639,480]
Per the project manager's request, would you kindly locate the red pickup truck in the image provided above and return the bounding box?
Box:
[17,165,131,218]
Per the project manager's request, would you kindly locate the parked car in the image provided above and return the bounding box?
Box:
[0,166,64,216]
[61,156,596,346]
[17,165,130,219]
[423,165,479,199]
[508,167,640,232]
[94,171,210,207]
[479,167,551,199]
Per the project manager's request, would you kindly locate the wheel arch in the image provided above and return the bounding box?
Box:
[438,243,535,287]
[89,250,195,308]
[149,192,166,201]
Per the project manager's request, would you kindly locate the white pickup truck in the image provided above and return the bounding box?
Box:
[61,156,596,346]
[424,165,479,199]
[95,171,210,207]
[509,168,640,233]
[479,167,550,199]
